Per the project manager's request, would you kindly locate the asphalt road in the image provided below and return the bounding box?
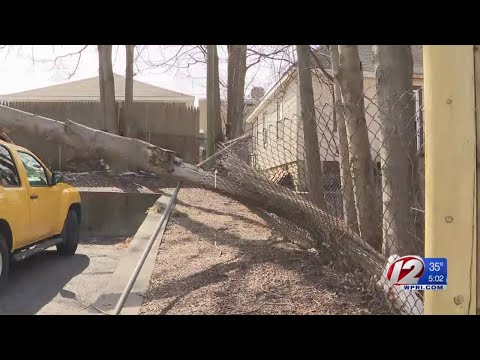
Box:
[0,236,126,315]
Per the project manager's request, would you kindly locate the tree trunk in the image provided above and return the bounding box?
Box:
[373,45,420,256]
[226,45,248,139]
[296,45,327,209]
[0,105,174,174]
[97,45,106,131]
[124,45,136,138]
[98,45,118,135]
[330,45,359,234]
[337,45,380,251]
[213,45,224,145]
[206,45,216,167]
[226,45,234,139]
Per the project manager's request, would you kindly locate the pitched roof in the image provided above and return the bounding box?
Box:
[0,74,195,103]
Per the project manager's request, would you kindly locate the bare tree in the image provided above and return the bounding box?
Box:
[139,45,207,75]
[97,45,118,134]
[137,45,295,106]
[226,45,247,139]
[97,46,106,128]
[50,45,89,79]
[206,45,224,155]
[296,45,327,209]
[213,46,224,144]
[124,45,137,138]
[337,45,380,250]
[206,45,214,162]
[373,45,420,256]
[330,45,359,233]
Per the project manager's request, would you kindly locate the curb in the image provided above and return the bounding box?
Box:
[91,191,176,315]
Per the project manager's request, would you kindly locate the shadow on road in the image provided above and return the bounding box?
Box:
[80,235,127,246]
[0,251,90,315]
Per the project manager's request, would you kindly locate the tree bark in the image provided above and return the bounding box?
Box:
[337,45,380,251]
[98,45,118,135]
[206,45,216,167]
[213,45,224,145]
[330,45,359,234]
[97,45,106,131]
[296,45,327,209]
[226,45,234,139]
[124,45,136,138]
[0,105,174,174]
[373,45,420,256]
[226,45,247,139]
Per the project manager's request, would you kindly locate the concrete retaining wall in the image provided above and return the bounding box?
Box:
[79,191,161,237]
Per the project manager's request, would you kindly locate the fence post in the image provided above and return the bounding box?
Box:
[423,45,477,314]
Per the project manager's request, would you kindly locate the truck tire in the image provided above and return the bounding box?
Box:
[0,234,10,292]
[56,210,79,256]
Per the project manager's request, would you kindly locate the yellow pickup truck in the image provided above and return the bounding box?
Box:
[0,138,81,290]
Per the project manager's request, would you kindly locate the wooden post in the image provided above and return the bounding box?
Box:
[475,45,480,315]
[423,45,477,314]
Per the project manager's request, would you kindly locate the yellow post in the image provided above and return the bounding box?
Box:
[423,45,477,314]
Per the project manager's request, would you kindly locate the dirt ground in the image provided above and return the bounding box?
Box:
[140,188,391,315]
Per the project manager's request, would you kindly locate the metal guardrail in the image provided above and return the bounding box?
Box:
[113,181,181,315]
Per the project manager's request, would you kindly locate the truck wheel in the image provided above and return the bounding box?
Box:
[57,210,79,256]
[0,234,10,292]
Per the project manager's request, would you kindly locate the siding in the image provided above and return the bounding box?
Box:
[251,77,300,171]
[249,69,424,192]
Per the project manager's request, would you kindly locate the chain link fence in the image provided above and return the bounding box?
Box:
[195,83,425,315]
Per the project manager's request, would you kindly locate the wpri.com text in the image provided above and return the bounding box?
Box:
[386,255,448,291]
[401,284,447,290]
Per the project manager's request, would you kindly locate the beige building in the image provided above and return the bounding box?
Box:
[244,45,424,191]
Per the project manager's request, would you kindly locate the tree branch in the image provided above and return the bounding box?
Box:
[309,47,333,82]
[53,45,89,65]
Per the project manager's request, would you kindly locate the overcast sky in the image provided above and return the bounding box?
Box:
[0,45,286,104]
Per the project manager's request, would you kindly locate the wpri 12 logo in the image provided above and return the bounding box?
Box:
[386,256,448,290]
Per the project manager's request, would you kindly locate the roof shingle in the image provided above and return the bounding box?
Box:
[0,74,195,103]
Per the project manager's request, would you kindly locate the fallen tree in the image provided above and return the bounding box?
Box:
[0,104,175,174]
[0,104,422,315]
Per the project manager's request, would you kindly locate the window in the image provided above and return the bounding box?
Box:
[332,107,338,133]
[277,119,284,140]
[0,146,20,187]
[250,153,257,168]
[277,101,283,119]
[263,112,268,148]
[255,116,260,146]
[373,161,382,181]
[269,124,275,144]
[276,101,284,139]
[18,152,49,187]
[414,86,424,155]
